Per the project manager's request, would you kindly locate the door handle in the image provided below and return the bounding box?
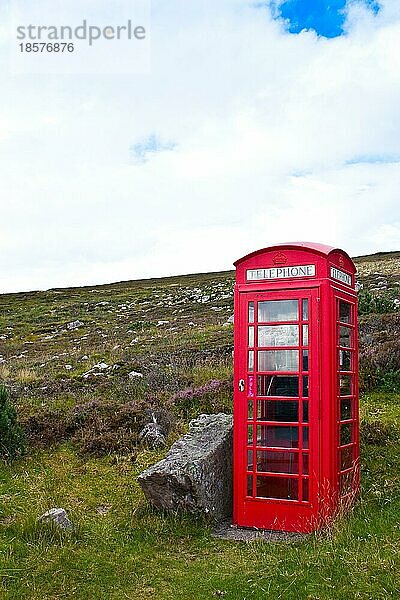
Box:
[238,379,245,392]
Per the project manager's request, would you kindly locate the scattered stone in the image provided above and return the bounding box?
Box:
[157,320,170,326]
[65,365,73,370]
[67,320,84,331]
[128,370,143,379]
[138,413,233,520]
[82,362,110,379]
[141,408,175,444]
[38,508,73,530]
[95,362,109,370]
[139,422,166,449]
[223,315,234,327]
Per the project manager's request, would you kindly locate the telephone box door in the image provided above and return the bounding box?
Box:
[234,288,320,531]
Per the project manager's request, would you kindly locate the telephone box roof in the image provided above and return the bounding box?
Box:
[234,241,354,267]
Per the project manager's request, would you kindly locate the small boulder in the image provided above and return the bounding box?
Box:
[138,409,174,449]
[137,413,233,520]
[223,314,234,327]
[128,370,143,379]
[67,320,84,331]
[139,422,166,449]
[39,508,73,530]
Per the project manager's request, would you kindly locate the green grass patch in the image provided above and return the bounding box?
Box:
[1,394,400,599]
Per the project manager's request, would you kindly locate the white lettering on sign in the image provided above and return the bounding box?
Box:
[246,264,316,281]
[330,266,352,287]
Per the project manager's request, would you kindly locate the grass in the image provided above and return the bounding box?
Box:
[0,254,399,598]
[0,393,399,599]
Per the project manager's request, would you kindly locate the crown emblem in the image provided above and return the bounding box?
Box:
[338,255,345,266]
[273,252,288,265]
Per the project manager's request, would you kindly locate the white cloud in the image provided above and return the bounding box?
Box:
[0,0,399,292]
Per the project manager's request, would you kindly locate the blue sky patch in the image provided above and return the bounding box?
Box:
[130,134,177,165]
[267,0,380,38]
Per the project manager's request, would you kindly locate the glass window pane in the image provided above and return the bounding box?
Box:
[257,400,299,422]
[258,350,299,372]
[248,350,254,372]
[340,446,354,471]
[302,454,309,475]
[247,475,253,496]
[248,302,254,323]
[248,400,254,420]
[248,425,253,444]
[303,427,309,449]
[303,376,309,397]
[339,326,352,348]
[257,425,299,448]
[258,300,298,322]
[302,325,309,346]
[302,401,309,423]
[339,301,352,324]
[257,375,299,397]
[247,450,253,471]
[340,375,352,396]
[340,471,353,496]
[302,299,309,321]
[257,450,299,474]
[248,326,254,347]
[258,325,299,347]
[302,350,309,371]
[256,476,298,500]
[340,423,352,445]
[302,479,309,501]
[340,398,352,421]
[339,350,352,371]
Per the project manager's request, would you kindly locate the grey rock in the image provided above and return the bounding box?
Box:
[223,314,234,327]
[39,508,73,530]
[139,409,174,449]
[137,413,233,520]
[139,422,166,449]
[67,320,84,330]
[128,370,143,379]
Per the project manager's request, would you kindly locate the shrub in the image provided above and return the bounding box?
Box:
[23,409,70,447]
[358,289,400,316]
[73,428,138,458]
[170,378,233,419]
[0,385,26,461]
[22,397,166,457]
[359,313,400,392]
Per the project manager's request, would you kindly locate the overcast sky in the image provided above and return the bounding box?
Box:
[0,0,399,293]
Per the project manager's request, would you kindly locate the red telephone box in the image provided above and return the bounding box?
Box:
[233,242,359,533]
